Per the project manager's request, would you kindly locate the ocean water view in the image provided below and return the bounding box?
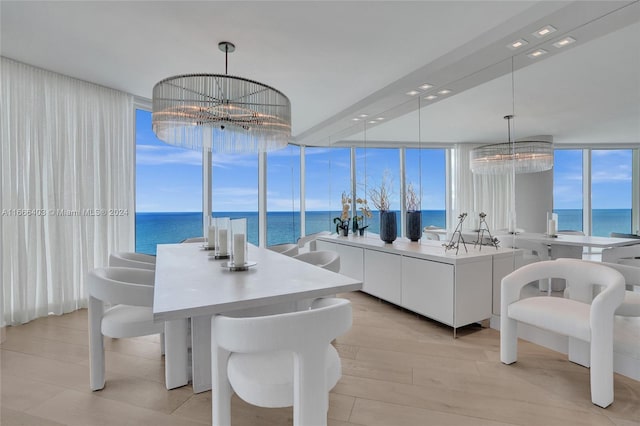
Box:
[135,209,632,255]
[135,210,446,255]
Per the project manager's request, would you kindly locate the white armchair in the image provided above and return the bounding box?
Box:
[500,259,625,407]
[87,267,164,390]
[602,245,640,270]
[108,252,156,271]
[268,243,299,257]
[293,250,340,273]
[211,298,352,426]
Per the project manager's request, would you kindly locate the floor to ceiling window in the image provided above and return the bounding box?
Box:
[591,149,633,236]
[135,109,203,255]
[212,152,259,246]
[304,147,352,235]
[406,148,446,229]
[356,148,401,235]
[267,144,301,246]
[553,149,583,232]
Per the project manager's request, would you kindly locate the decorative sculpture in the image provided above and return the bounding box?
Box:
[444,213,468,254]
[473,212,499,250]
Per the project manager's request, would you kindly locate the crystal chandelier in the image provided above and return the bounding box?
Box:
[470,115,553,175]
[152,42,291,153]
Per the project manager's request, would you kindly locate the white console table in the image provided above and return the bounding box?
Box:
[317,234,520,337]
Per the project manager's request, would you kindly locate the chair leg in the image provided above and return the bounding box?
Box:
[88,296,105,391]
[160,332,165,356]
[500,316,518,365]
[211,345,231,426]
[590,325,614,408]
[294,350,328,426]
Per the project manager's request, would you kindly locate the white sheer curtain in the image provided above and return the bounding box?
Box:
[450,144,513,232]
[1,57,134,326]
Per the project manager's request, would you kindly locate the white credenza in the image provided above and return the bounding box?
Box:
[317,234,519,336]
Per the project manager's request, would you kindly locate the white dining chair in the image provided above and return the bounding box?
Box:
[267,243,299,257]
[293,250,340,273]
[87,267,169,391]
[423,231,441,241]
[211,297,352,426]
[500,235,552,293]
[297,231,331,251]
[501,259,625,407]
[563,259,640,317]
[602,245,640,270]
[108,252,156,271]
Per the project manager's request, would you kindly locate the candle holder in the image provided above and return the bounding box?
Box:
[213,217,230,259]
[546,212,558,237]
[204,217,217,250]
[230,218,249,269]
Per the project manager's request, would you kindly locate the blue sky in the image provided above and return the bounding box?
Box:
[553,149,633,209]
[136,109,631,213]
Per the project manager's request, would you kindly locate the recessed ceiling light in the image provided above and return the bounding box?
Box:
[358,114,368,118]
[553,36,576,48]
[376,117,384,121]
[368,120,377,124]
[437,89,452,95]
[352,118,360,121]
[527,49,548,59]
[533,25,556,38]
[406,90,420,96]
[418,83,433,90]
[424,95,438,100]
[507,39,529,50]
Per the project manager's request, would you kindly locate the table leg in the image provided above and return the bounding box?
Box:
[191,315,212,393]
[164,318,189,389]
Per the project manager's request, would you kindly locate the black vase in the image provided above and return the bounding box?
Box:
[379,211,397,243]
[406,211,422,242]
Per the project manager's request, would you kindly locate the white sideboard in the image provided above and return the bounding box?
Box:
[316,234,520,336]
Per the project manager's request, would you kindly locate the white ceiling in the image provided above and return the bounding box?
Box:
[1,1,639,147]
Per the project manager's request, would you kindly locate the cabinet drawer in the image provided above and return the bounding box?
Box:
[363,249,401,304]
[401,256,454,325]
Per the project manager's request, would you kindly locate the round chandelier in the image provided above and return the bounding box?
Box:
[470,115,553,175]
[152,42,291,153]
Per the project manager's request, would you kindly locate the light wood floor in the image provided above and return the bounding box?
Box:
[1,291,639,426]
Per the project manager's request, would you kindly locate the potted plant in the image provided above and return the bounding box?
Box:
[333,192,350,236]
[369,171,396,243]
[406,182,421,241]
[353,198,372,235]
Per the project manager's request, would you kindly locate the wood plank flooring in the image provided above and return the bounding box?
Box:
[1,291,639,425]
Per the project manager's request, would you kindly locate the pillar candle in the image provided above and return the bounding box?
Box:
[208,226,216,248]
[233,233,246,266]
[548,219,557,236]
[218,229,228,255]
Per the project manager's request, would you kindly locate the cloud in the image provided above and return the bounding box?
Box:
[136,145,202,166]
[592,170,632,183]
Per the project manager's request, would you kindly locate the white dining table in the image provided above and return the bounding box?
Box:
[514,232,640,249]
[153,242,362,393]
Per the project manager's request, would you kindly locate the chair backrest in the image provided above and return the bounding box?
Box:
[423,231,440,241]
[297,231,331,249]
[564,260,640,294]
[502,259,624,310]
[181,237,206,243]
[87,267,155,307]
[268,243,299,257]
[500,236,549,261]
[213,298,352,354]
[602,245,640,266]
[293,250,340,273]
[610,232,640,239]
[109,252,156,270]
